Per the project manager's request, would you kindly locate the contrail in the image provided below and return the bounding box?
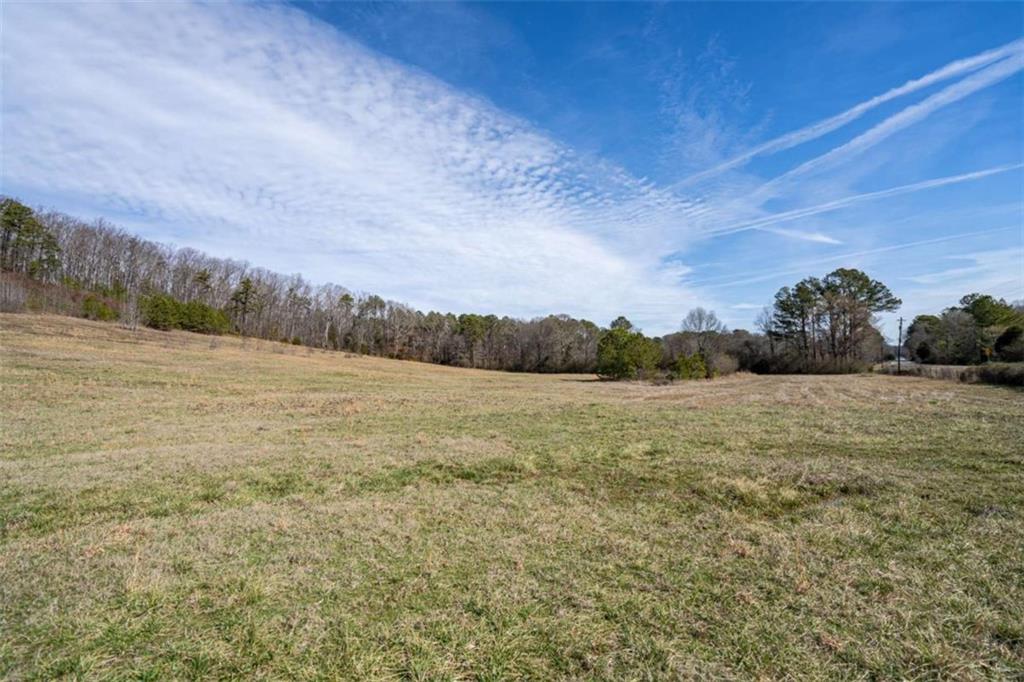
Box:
[689,226,1019,289]
[701,163,1023,239]
[761,53,1024,190]
[673,38,1024,188]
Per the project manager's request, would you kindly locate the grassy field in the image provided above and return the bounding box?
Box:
[2,314,1022,680]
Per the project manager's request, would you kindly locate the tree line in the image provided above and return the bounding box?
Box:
[1,198,602,372]
[6,197,1000,379]
[904,294,1023,365]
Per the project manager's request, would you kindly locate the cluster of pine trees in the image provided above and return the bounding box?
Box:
[5,197,988,379]
[754,269,902,372]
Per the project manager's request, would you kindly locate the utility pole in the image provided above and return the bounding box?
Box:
[897,317,904,375]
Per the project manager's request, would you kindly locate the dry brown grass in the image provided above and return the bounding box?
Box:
[2,314,1023,679]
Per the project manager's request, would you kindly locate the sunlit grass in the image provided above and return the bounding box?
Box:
[2,314,1022,679]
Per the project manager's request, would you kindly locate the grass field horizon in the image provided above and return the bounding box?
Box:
[2,313,1022,679]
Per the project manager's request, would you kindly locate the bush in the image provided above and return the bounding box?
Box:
[708,353,739,377]
[81,295,118,321]
[597,327,663,380]
[179,300,230,335]
[995,326,1023,362]
[975,363,1024,387]
[674,353,706,380]
[141,294,181,330]
[141,294,228,334]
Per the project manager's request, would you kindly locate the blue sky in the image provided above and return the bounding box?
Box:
[2,1,1022,337]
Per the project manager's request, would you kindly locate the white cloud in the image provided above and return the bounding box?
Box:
[1,2,1019,335]
[1,1,709,330]
[888,248,1024,334]
[762,228,842,245]
[902,249,1023,289]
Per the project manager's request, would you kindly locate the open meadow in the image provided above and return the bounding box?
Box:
[2,314,1023,679]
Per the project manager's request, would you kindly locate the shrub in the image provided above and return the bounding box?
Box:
[141,294,181,330]
[179,300,230,335]
[708,353,739,377]
[995,326,1024,363]
[597,327,662,380]
[81,295,118,321]
[141,295,228,334]
[975,363,1024,387]
[674,353,706,380]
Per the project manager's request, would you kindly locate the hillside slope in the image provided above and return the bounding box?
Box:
[2,314,1022,679]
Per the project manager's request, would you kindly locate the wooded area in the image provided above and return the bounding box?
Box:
[3,197,1017,379]
[904,293,1024,364]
